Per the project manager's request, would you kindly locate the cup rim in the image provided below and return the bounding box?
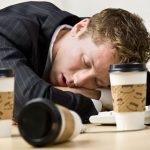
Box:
[0,68,14,77]
[109,63,147,73]
[18,98,62,147]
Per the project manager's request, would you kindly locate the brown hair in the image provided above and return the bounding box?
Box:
[85,8,150,63]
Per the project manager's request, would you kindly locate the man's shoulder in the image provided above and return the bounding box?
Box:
[0,1,80,25]
[0,1,61,15]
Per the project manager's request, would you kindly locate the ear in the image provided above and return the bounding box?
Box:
[71,18,90,37]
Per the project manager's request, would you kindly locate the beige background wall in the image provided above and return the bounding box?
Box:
[0,0,64,9]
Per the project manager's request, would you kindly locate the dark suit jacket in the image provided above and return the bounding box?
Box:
[0,1,97,123]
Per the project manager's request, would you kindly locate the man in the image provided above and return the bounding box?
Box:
[0,1,149,123]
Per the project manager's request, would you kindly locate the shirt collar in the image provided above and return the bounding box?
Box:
[49,24,72,63]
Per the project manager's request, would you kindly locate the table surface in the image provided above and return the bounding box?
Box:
[0,124,150,150]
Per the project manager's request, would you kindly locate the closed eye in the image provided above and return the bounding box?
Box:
[82,55,91,68]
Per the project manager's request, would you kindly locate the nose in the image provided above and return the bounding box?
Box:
[73,70,97,89]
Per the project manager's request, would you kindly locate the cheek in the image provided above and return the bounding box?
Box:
[67,55,82,70]
[105,66,111,81]
[103,72,110,82]
[67,60,81,71]
[99,66,111,86]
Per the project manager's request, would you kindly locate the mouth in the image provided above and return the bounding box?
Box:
[62,74,66,85]
[58,73,67,86]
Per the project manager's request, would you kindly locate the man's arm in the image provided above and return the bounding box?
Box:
[54,86,101,100]
[54,87,103,113]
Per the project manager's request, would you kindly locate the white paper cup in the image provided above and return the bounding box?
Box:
[0,68,15,137]
[0,120,12,137]
[109,63,147,131]
[115,112,145,131]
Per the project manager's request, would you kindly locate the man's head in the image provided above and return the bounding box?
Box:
[50,8,150,89]
[84,8,150,63]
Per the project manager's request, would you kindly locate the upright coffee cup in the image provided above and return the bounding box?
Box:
[0,68,15,137]
[18,98,83,147]
[109,63,147,131]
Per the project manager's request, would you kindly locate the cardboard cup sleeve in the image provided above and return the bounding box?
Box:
[111,84,146,112]
[0,92,14,120]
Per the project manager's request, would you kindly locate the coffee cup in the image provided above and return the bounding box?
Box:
[0,68,15,137]
[18,98,83,147]
[109,63,147,131]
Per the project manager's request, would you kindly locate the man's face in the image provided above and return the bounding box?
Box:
[50,19,119,89]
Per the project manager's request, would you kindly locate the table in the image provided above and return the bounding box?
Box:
[0,124,150,150]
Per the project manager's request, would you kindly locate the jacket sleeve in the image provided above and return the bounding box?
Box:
[0,35,97,123]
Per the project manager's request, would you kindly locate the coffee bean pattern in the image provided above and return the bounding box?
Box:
[0,92,14,120]
[111,84,146,112]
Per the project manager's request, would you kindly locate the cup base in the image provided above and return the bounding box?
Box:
[0,119,12,138]
[115,112,145,131]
